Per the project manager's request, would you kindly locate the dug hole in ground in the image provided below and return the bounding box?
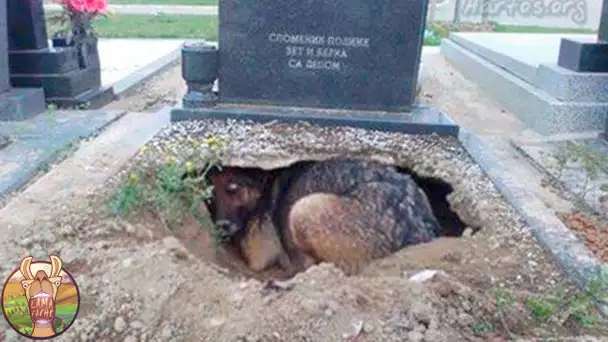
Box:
[1,61,607,342]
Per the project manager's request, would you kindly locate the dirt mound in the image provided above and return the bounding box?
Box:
[3,118,607,341]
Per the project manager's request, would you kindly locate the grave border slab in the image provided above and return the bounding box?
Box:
[170,104,460,137]
[0,109,125,198]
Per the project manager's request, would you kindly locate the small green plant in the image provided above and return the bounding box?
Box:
[482,270,608,337]
[569,268,608,328]
[109,173,144,216]
[491,286,515,312]
[470,320,495,335]
[109,135,227,242]
[525,296,557,321]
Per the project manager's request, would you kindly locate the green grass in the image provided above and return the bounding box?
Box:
[109,0,217,5]
[46,13,218,40]
[493,24,596,34]
[93,13,217,39]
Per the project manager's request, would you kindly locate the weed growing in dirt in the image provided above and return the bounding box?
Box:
[476,269,608,337]
[548,142,608,200]
[109,135,228,242]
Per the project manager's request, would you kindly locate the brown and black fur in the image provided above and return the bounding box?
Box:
[207,158,445,275]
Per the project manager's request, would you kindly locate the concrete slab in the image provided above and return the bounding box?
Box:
[441,38,608,135]
[98,39,185,94]
[0,109,125,198]
[0,107,171,236]
[450,32,596,83]
[511,134,608,218]
[171,104,460,137]
[452,32,595,67]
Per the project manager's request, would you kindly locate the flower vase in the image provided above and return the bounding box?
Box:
[52,35,100,70]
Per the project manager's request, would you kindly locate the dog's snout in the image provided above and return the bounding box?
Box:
[215,220,231,229]
[215,219,240,235]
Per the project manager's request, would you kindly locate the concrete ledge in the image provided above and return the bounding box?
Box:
[441,39,608,134]
[0,109,125,198]
[47,85,116,110]
[112,43,183,96]
[536,64,608,102]
[0,87,46,121]
[459,129,607,313]
[450,33,538,84]
[170,103,460,137]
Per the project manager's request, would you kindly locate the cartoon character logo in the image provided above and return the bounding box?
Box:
[1,255,80,339]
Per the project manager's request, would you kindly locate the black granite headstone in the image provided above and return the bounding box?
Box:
[218,0,427,112]
[7,0,48,51]
[5,0,113,109]
[0,0,45,120]
[558,0,608,72]
[557,38,608,72]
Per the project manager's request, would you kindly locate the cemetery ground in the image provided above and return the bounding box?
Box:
[2,54,608,341]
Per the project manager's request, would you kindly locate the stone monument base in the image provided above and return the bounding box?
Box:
[0,87,45,121]
[9,38,115,109]
[170,104,459,137]
[45,85,116,109]
[557,38,608,72]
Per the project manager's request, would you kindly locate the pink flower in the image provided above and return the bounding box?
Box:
[94,0,108,12]
[85,0,108,12]
[66,0,86,12]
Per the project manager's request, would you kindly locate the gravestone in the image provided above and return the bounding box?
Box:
[557,0,608,72]
[6,0,114,108]
[0,0,45,121]
[171,0,458,136]
[219,0,425,111]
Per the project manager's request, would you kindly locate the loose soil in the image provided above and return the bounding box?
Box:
[558,211,608,263]
[1,58,607,342]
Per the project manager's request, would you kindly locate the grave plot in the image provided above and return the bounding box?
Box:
[512,137,608,263]
[56,117,603,341]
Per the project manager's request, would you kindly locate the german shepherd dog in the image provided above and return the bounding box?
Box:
[207,158,448,275]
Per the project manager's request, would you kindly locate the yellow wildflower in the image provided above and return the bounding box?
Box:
[184,160,195,173]
[203,135,226,149]
[164,155,177,166]
[139,146,149,154]
[128,173,139,185]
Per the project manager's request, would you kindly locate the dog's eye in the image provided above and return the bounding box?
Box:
[22,284,28,289]
[54,281,61,286]
[226,183,239,192]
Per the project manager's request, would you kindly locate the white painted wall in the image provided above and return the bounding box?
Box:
[429,0,602,30]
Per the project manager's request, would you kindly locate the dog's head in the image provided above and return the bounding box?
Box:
[209,167,270,238]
